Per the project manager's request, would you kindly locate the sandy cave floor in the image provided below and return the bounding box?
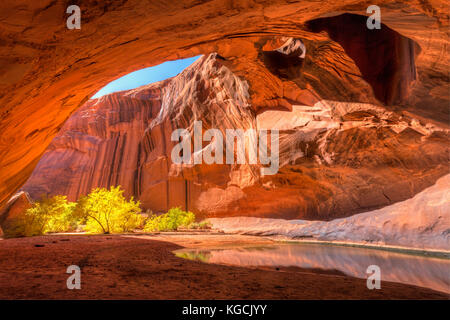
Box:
[0,233,448,300]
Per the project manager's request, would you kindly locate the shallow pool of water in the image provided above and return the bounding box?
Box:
[175,243,450,294]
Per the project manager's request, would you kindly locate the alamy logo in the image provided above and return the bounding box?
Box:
[366,5,381,30]
[171,121,279,175]
[66,265,81,290]
[366,265,381,289]
[66,5,81,30]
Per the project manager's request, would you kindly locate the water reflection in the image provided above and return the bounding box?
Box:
[175,244,450,294]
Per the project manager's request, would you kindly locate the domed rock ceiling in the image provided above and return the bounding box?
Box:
[0,1,449,221]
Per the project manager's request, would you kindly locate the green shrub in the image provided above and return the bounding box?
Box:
[6,195,77,237]
[144,207,195,232]
[74,186,143,234]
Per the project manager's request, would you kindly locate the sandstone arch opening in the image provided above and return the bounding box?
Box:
[19,55,206,213]
[90,55,201,99]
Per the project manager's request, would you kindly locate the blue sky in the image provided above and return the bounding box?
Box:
[91,55,201,99]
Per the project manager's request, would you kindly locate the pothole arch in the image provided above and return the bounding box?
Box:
[306,13,421,105]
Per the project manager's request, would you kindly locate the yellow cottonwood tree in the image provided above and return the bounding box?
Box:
[74,186,143,234]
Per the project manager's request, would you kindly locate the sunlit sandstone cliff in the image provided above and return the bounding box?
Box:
[0,1,449,211]
[21,82,165,203]
[20,51,449,220]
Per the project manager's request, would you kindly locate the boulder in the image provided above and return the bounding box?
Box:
[0,191,32,238]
